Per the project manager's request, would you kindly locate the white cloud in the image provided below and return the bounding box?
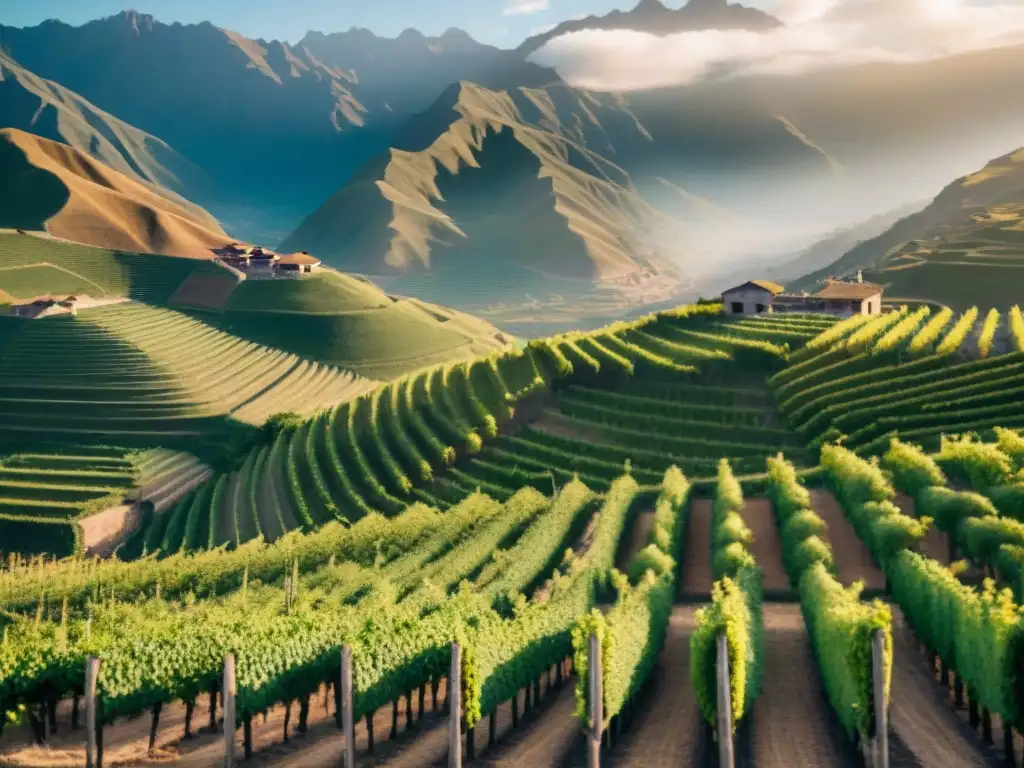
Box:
[504,0,549,16]
[529,0,1024,91]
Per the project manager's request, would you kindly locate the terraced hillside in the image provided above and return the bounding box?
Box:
[6,302,1024,767]
[0,302,375,455]
[127,307,825,554]
[0,447,204,558]
[0,230,233,302]
[202,270,512,380]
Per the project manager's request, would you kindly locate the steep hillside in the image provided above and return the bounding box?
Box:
[0,53,210,207]
[0,129,229,257]
[0,13,549,241]
[518,0,780,57]
[791,148,1024,309]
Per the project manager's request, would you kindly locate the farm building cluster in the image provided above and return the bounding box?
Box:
[722,274,883,318]
[214,244,322,276]
[7,294,126,319]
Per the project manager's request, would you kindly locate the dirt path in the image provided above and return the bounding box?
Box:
[605,607,703,767]
[616,510,654,571]
[740,498,790,597]
[472,682,583,768]
[888,610,999,768]
[895,493,951,565]
[680,499,713,599]
[808,490,886,590]
[529,410,608,444]
[743,605,860,768]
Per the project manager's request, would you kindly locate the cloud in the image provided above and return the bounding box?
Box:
[504,0,549,16]
[529,0,1024,91]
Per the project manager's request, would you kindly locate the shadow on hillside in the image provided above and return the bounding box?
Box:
[0,134,70,230]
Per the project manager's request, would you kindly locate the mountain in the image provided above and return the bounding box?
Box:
[0,52,209,206]
[763,200,929,283]
[0,12,543,243]
[0,129,229,257]
[518,0,781,57]
[788,147,1024,310]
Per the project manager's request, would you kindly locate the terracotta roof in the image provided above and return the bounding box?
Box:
[813,282,883,300]
[722,280,785,296]
[277,252,321,266]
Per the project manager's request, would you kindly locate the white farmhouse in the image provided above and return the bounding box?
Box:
[720,280,785,315]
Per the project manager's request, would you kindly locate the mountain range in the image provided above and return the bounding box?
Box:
[3,0,1024,329]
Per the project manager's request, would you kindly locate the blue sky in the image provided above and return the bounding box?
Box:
[0,0,776,46]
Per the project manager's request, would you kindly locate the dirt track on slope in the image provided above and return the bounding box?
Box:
[808,490,886,590]
[680,499,713,598]
[743,605,860,768]
[740,498,790,596]
[605,607,703,767]
[895,493,951,565]
[888,610,999,768]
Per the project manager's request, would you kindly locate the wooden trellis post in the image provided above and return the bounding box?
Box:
[223,654,237,768]
[717,634,735,768]
[342,645,355,768]
[873,631,889,768]
[85,656,100,768]
[588,632,603,768]
[448,642,462,768]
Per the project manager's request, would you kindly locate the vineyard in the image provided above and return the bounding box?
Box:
[5,301,1024,766]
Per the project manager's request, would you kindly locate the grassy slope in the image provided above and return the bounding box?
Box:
[207,270,511,380]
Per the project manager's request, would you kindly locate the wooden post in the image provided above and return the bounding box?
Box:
[588,632,603,768]
[85,656,100,768]
[223,654,236,768]
[342,645,355,768]
[449,642,462,768]
[873,630,889,768]
[716,634,734,768]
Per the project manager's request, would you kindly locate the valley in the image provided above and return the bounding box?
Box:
[3,1,1024,766]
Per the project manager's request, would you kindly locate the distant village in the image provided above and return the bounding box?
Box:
[213,244,322,276]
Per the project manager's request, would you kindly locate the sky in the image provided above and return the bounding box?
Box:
[0,0,771,46]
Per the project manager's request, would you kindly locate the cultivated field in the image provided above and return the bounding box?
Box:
[4,302,1024,767]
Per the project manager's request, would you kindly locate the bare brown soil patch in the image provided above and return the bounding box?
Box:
[808,490,886,591]
[680,499,713,598]
[616,510,654,571]
[894,493,952,565]
[747,605,860,768]
[889,610,998,768]
[606,607,701,767]
[168,272,240,310]
[79,502,140,557]
[740,498,790,596]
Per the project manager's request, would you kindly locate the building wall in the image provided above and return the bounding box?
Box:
[722,288,774,315]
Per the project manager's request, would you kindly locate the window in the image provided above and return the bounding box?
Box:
[756,303,766,313]
[731,302,744,314]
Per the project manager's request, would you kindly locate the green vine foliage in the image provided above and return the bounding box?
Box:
[571,467,689,727]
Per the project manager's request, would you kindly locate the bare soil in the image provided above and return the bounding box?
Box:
[808,490,886,590]
[616,510,654,572]
[888,610,999,768]
[895,493,951,565]
[680,500,713,599]
[605,607,703,767]
[740,498,790,596]
[743,605,860,768]
[80,502,140,557]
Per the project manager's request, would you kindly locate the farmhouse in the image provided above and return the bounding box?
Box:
[721,275,883,317]
[810,281,883,316]
[721,280,785,315]
[276,252,322,274]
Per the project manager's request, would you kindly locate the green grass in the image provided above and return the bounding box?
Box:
[0,264,104,298]
[867,261,1024,312]
[224,271,390,313]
